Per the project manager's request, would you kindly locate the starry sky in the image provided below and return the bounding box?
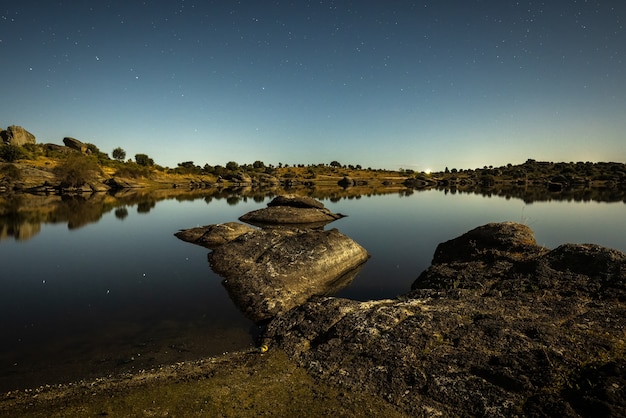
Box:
[1,1,624,171]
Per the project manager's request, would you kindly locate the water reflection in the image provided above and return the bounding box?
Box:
[0,184,624,241]
[1,185,624,392]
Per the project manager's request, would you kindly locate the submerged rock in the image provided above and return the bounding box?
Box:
[174,222,256,248]
[209,228,369,322]
[263,222,626,417]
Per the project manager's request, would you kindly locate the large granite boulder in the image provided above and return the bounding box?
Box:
[1,125,36,146]
[263,222,626,417]
[209,228,369,321]
[240,195,344,227]
[174,222,256,249]
[63,137,87,153]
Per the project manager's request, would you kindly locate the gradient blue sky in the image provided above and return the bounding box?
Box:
[1,1,624,171]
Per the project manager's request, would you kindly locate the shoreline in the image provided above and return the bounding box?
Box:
[1,348,406,417]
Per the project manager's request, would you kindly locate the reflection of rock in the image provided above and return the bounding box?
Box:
[209,228,369,321]
[263,222,626,417]
[239,195,344,227]
[0,221,41,241]
[174,222,256,249]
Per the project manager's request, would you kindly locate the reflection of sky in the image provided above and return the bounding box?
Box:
[326,191,626,299]
[1,1,625,171]
[1,191,625,389]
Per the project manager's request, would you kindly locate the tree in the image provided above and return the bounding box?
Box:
[112,147,126,162]
[0,144,25,162]
[178,161,195,169]
[135,153,154,166]
[225,161,239,171]
[330,160,341,168]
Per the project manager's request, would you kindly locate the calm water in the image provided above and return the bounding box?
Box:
[1,189,625,391]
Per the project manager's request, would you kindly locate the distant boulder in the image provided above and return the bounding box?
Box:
[63,137,87,153]
[0,125,36,146]
[228,172,252,184]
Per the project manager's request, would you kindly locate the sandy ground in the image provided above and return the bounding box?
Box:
[0,348,408,417]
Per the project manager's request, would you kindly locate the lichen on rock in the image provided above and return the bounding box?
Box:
[264,222,626,417]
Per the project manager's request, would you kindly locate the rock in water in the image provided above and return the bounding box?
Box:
[174,222,256,248]
[209,228,369,321]
[239,195,344,227]
[266,194,326,209]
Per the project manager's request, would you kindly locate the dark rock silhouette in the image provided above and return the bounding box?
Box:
[62,137,87,153]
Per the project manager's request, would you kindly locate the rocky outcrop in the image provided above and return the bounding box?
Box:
[0,125,36,146]
[62,137,87,153]
[175,222,256,249]
[239,195,345,227]
[175,196,369,322]
[263,222,626,417]
[209,227,368,321]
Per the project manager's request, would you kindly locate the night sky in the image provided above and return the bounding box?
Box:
[1,1,624,171]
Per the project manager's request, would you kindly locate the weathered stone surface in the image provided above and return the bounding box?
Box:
[239,206,344,227]
[174,222,256,248]
[240,196,343,227]
[209,228,369,321]
[263,222,626,417]
[430,221,543,264]
[0,125,36,146]
[266,194,325,209]
[62,137,87,153]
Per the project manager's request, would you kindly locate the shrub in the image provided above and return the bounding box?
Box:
[135,153,154,166]
[0,163,22,181]
[0,144,25,162]
[114,164,150,178]
[54,154,101,187]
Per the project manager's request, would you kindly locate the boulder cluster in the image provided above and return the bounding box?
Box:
[177,200,626,417]
[264,222,626,417]
[175,195,368,321]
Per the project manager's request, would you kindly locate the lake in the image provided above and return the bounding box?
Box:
[1,187,625,392]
